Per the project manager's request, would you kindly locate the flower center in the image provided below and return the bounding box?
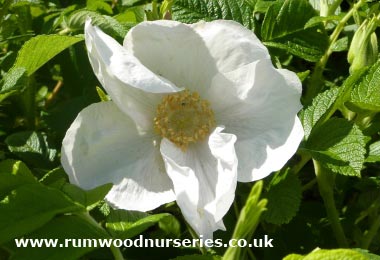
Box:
[154,90,216,151]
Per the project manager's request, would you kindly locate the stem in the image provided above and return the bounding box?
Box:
[305,0,366,103]
[292,152,312,175]
[313,160,348,247]
[23,77,36,129]
[301,178,317,192]
[186,223,207,255]
[328,0,343,16]
[361,215,380,249]
[78,212,124,260]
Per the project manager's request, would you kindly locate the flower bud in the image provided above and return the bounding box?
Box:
[348,16,379,73]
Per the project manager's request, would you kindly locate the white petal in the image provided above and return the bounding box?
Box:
[84,20,182,131]
[160,127,237,239]
[211,59,304,181]
[190,20,270,74]
[123,20,219,93]
[61,101,175,211]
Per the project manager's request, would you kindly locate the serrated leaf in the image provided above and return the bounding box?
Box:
[68,10,127,40]
[300,88,339,139]
[13,35,83,76]
[348,59,380,112]
[262,170,302,225]
[6,215,110,260]
[172,0,255,29]
[283,248,368,260]
[5,131,58,169]
[61,183,112,210]
[261,0,328,61]
[300,68,366,139]
[0,160,36,198]
[106,210,172,239]
[304,15,342,29]
[0,183,83,244]
[366,141,380,163]
[305,118,366,177]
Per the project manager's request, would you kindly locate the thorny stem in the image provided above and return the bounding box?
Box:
[313,160,348,247]
[305,0,367,103]
[46,80,63,107]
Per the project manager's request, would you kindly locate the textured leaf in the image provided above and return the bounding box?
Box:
[172,0,255,29]
[348,59,380,112]
[261,0,328,61]
[366,141,380,163]
[7,215,109,260]
[106,210,171,239]
[0,160,36,198]
[300,88,339,139]
[300,68,366,139]
[0,67,27,93]
[13,35,83,76]
[262,170,302,225]
[284,248,368,260]
[0,184,83,244]
[305,118,366,177]
[5,131,58,169]
[68,10,127,40]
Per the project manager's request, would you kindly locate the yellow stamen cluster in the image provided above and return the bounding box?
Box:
[154,90,216,151]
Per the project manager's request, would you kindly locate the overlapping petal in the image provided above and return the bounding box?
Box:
[61,101,175,211]
[84,20,182,131]
[209,59,303,181]
[160,127,237,239]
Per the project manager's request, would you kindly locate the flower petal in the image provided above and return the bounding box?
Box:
[84,20,182,131]
[211,59,303,181]
[190,20,270,74]
[123,20,270,96]
[123,20,219,93]
[160,127,237,239]
[61,101,175,211]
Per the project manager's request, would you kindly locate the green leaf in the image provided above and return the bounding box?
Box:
[283,248,368,260]
[6,215,110,260]
[61,183,113,210]
[300,68,367,139]
[106,210,172,239]
[262,169,302,225]
[305,118,367,177]
[5,131,58,169]
[261,0,328,61]
[0,183,83,244]
[67,10,127,40]
[0,160,36,198]
[0,67,27,93]
[172,255,222,260]
[224,181,267,260]
[13,35,83,76]
[172,0,255,29]
[366,141,380,163]
[300,88,339,139]
[348,59,380,112]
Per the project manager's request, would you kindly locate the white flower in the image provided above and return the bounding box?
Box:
[61,19,304,239]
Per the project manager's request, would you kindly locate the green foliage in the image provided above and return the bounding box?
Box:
[5,131,58,169]
[13,35,84,76]
[262,170,302,224]
[305,118,366,177]
[106,210,173,239]
[172,0,255,29]
[283,248,369,260]
[261,0,328,61]
[348,59,380,113]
